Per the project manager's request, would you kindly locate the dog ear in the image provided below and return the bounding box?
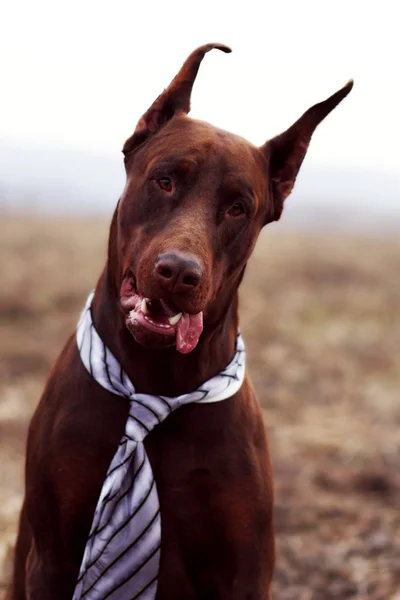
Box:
[263,80,353,221]
[123,43,231,155]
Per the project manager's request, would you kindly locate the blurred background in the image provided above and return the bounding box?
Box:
[1,1,399,598]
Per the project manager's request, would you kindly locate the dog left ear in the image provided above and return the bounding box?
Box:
[263,80,353,220]
[123,43,231,155]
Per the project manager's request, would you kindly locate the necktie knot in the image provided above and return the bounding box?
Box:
[125,394,173,441]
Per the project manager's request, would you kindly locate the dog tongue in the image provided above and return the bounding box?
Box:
[176,311,203,354]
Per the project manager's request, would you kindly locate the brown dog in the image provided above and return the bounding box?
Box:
[8,44,352,599]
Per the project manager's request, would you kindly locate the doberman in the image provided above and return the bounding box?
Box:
[7,44,352,599]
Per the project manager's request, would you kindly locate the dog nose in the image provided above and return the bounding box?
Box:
[154,252,203,293]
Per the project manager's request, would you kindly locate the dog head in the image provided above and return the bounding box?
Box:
[116,44,353,353]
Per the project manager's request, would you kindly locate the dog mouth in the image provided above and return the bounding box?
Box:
[120,284,204,354]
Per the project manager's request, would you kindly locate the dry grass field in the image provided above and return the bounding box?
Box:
[0,213,399,599]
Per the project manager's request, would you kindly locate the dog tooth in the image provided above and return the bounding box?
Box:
[141,298,149,314]
[168,312,182,326]
[144,315,171,329]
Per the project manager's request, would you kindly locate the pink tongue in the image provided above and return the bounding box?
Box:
[176,311,204,354]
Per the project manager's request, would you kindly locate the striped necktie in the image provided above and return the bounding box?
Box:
[73,292,246,600]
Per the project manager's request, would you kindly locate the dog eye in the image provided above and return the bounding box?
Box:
[226,202,246,218]
[156,177,173,192]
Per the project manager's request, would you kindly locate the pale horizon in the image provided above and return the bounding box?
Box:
[1,0,399,173]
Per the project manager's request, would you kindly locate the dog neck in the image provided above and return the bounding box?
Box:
[91,264,241,397]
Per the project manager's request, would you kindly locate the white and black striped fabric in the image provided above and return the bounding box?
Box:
[73,291,246,600]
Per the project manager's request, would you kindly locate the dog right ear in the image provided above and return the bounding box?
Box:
[123,43,231,155]
[262,80,354,221]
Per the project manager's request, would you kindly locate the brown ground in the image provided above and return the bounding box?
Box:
[0,214,399,599]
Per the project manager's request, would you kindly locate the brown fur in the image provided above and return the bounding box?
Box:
[7,44,352,599]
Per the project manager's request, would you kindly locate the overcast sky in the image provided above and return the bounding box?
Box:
[1,0,399,173]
